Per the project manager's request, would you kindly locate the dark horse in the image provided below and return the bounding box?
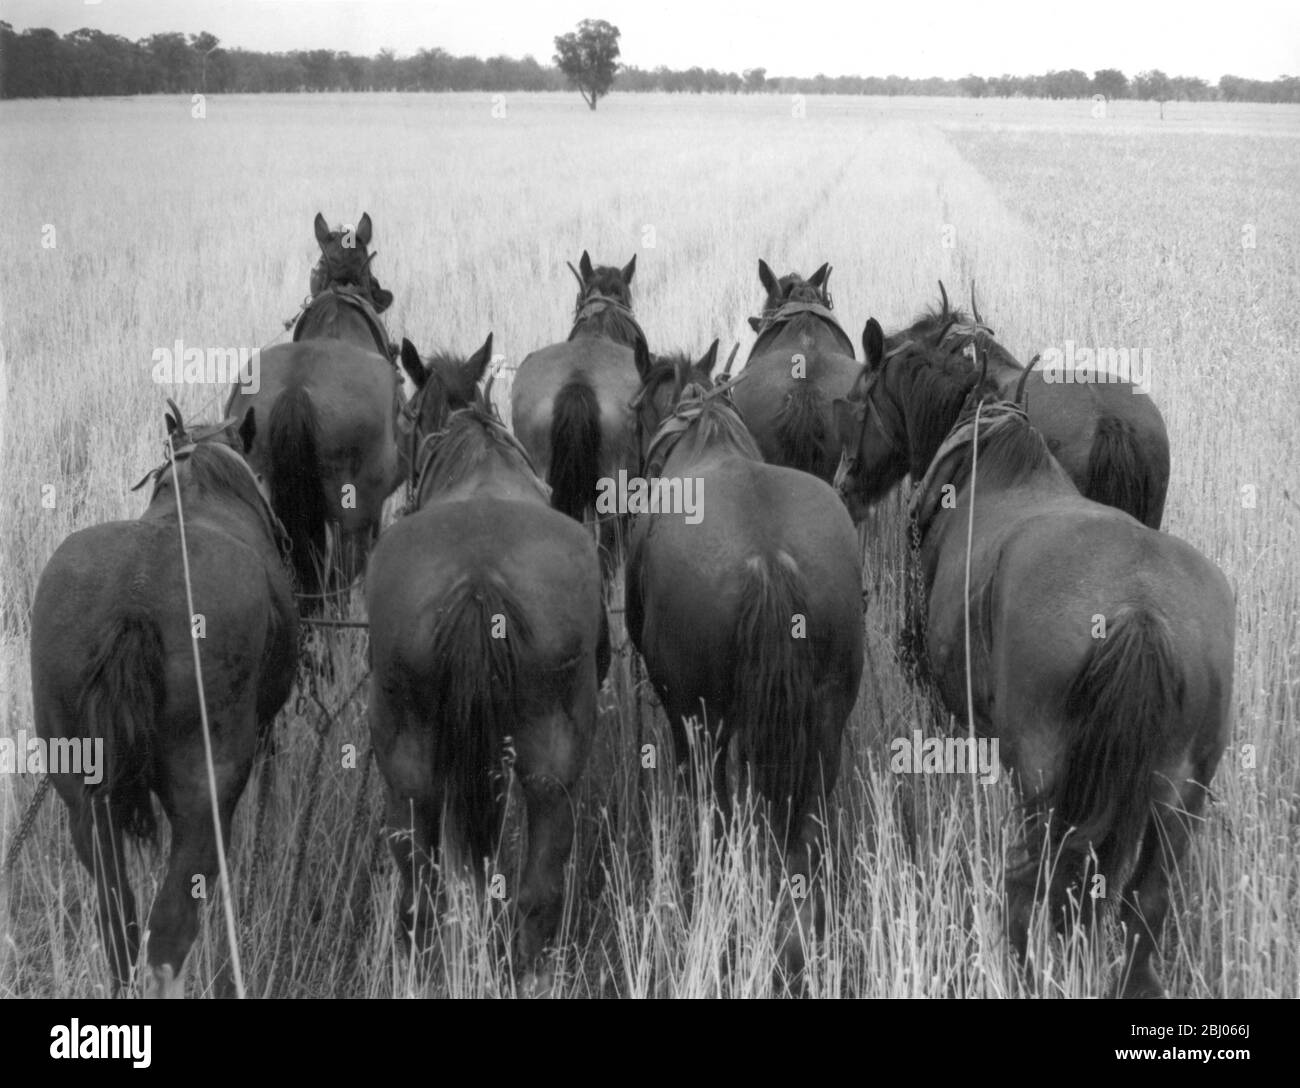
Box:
[626,343,864,976]
[885,282,1170,527]
[733,261,864,509]
[367,340,607,980]
[30,403,298,997]
[226,212,405,606]
[510,252,649,565]
[834,341,1233,997]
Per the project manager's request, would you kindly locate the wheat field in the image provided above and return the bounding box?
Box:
[1,92,1297,998]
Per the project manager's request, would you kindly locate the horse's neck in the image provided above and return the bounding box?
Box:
[144,487,280,558]
[758,312,847,356]
[299,295,385,352]
[422,449,547,508]
[571,311,640,349]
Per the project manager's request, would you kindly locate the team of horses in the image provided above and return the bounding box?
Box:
[29,213,1233,999]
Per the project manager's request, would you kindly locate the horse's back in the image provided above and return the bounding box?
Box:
[32,519,294,728]
[511,338,641,474]
[1014,371,1169,517]
[368,497,603,676]
[630,455,862,697]
[950,494,1233,742]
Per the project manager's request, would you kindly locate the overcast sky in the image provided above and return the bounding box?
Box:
[5,0,1297,81]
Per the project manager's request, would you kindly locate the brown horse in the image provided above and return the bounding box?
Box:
[835,345,1233,998]
[368,341,607,977]
[30,403,298,997]
[885,282,1170,527]
[626,344,864,977]
[733,261,864,506]
[510,252,649,567]
[226,212,405,607]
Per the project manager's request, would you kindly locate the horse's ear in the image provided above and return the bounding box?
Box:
[622,254,636,285]
[634,337,653,383]
[355,212,373,248]
[579,251,594,281]
[463,333,493,386]
[371,283,394,313]
[700,339,720,376]
[314,212,331,249]
[758,258,780,299]
[238,408,257,454]
[747,315,762,333]
[165,397,184,438]
[400,338,427,388]
[809,262,830,289]
[862,318,885,370]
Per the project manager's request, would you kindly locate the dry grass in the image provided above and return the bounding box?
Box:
[2,91,1297,998]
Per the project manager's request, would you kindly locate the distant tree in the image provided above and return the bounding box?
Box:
[744,67,766,92]
[958,74,987,98]
[1133,68,1171,116]
[553,18,620,109]
[1092,68,1128,100]
[190,32,220,92]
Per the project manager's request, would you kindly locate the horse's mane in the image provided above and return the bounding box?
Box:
[419,406,545,497]
[892,344,986,476]
[657,394,762,470]
[950,404,1057,490]
[899,303,1024,372]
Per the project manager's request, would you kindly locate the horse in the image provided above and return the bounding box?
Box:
[732,261,864,508]
[367,341,607,978]
[625,342,865,977]
[834,343,1234,997]
[225,212,405,608]
[885,282,1170,528]
[510,251,650,569]
[30,402,298,998]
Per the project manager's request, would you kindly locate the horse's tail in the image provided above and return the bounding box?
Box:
[427,575,533,864]
[1084,415,1158,528]
[78,611,166,842]
[1047,606,1183,890]
[729,553,820,838]
[266,385,329,596]
[775,382,828,476]
[548,379,602,522]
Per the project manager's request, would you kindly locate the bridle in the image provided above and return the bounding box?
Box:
[400,362,455,512]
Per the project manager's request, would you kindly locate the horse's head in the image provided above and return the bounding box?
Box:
[397,334,494,496]
[630,340,722,469]
[137,400,289,556]
[569,250,636,312]
[311,211,394,313]
[832,318,994,519]
[749,259,833,332]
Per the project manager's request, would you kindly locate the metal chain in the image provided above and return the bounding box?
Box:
[3,775,52,879]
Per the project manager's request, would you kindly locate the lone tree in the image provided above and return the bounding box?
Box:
[553,19,620,109]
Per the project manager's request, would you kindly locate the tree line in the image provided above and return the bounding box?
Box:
[3,23,1298,104]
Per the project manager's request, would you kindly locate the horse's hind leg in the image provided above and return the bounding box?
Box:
[66,789,139,993]
[144,739,251,998]
[384,791,442,955]
[514,711,585,972]
[1113,768,1210,999]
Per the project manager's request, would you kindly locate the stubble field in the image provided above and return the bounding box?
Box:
[1,91,1297,998]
